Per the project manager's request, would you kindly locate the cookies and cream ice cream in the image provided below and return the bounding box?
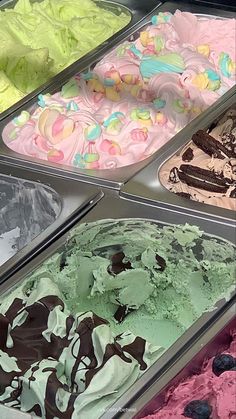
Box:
[2,11,236,169]
[0,0,130,113]
[159,106,236,210]
[0,219,235,418]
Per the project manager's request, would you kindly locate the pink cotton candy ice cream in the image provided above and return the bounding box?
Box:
[2,11,236,170]
[142,328,236,419]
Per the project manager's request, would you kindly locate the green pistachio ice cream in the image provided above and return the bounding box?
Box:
[0,219,235,418]
[0,0,130,113]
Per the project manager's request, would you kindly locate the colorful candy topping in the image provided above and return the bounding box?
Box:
[47,149,64,163]
[38,94,47,108]
[153,98,166,109]
[219,52,236,78]
[38,109,75,144]
[84,123,102,141]
[104,70,121,86]
[192,70,221,91]
[102,112,124,134]
[121,74,139,85]
[100,139,121,155]
[73,153,86,168]
[156,112,167,124]
[151,12,172,25]
[130,108,152,126]
[13,110,30,127]
[130,128,148,142]
[140,53,185,79]
[197,44,210,57]
[66,101,79,111]
[61,78,80,98]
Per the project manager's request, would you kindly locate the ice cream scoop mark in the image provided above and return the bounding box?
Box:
[182,147,194,162]
[155,254,166,271]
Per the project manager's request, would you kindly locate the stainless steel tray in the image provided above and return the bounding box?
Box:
[0,0,160,121]
[0,161,103,283]
[121,87,236,223]
[0,1,235,190]
[0,194,235,419]
[121,302,236,419]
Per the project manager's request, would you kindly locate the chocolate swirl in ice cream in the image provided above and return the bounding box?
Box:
[0,278,161,418]
[159,106,236,210]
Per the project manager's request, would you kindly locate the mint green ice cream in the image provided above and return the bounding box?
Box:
[0,219,235,418]
[25,219,236,346]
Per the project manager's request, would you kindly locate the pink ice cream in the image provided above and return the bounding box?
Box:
[2,11,236,170]
[142,328,236,419]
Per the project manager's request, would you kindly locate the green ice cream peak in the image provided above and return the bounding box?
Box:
[0,0,131,113]
[25,219,236,340]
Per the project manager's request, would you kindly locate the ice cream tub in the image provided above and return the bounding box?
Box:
[0,161,103,283]
[0,194,235,419]
[121,86,236,223]
[0,0,160,120]
[124,302,236,419]
[0,1,235,190]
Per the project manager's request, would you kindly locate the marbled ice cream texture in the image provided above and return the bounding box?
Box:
[2,11,236,169]
[0,175,61,266]
[142,328,236,419]
[0,219,235,418]
[0,0,130,113]
[159,106,236,211]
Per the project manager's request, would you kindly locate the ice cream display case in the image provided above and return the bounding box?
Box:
[119,302,236,419]
[121,88,236,223]
[0,161,103,283]
[0,194,235,418]
[0,0,161,120]
[0,1,235,190]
